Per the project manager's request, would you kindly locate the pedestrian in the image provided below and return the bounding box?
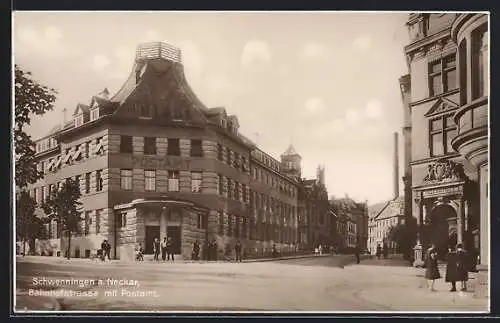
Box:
[192,240,200,261]
[424,244,440,292]
[153,237,160,261]
[104,240,112,261]
[161,237,168,261]
[355,244,361,264]
[202,239,209,261]
[383,243,388,259]
[456,243,469,292]
[166,236,174,261]
[100,240,107,261]
[235,240,243,262]
[272,244,278,258]
[135,243,144,261]
[211,239,218,261]
[318,244,323,255]
[445,245,460,292]
[376,245,381,260]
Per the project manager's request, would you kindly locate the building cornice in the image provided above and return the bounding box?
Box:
[404,27,452,60]
[410,153,461,166]
[409,89,460,108]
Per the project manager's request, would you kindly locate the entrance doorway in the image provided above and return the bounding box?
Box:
[145,225,160,254]
[166,226,181,254]
[428,204,457,259]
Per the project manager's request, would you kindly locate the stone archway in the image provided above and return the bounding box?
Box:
[428,203,458,259]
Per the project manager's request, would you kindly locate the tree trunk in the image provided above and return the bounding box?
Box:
[67,231,71,260]
[23,235,26,257]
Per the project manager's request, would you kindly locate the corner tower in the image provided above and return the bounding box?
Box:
[281,144,302,178]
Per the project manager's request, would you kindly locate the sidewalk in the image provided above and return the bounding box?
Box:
[16,253,335,265]
[346,264,489,312]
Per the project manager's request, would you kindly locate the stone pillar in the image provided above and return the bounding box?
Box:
[479,163,489,266]
[457,197,464,244]
[413,193,424,267]
[160,208,167,239]
[466,33,473,103]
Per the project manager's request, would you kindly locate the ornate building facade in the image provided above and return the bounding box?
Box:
[24,42,303,260]
[402,14,488,270]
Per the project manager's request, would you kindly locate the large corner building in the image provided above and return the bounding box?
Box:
[25,42,308,260]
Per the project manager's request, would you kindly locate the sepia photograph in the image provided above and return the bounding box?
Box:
[12,11,490,313]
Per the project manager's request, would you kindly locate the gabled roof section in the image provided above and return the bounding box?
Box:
[424,97,459,117]
[109,42,209,124]
[372,195,405,221]
[72,103,90,116]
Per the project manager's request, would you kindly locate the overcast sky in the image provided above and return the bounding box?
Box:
[13,11,410,205]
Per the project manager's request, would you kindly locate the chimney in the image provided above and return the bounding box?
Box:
[393,132,399,199]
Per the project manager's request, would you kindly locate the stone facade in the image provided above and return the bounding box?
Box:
[402,14,488,270]
[22,42,309,261]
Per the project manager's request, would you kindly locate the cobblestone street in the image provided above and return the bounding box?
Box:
[15,256,488,312]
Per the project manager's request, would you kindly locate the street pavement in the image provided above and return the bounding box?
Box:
[14,255,489,313]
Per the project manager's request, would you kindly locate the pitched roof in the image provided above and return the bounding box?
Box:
[283,144,298,156]
[72,103,90,116]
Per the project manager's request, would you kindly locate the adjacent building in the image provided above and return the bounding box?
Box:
[401,13,488,270]
[23,42,306,260]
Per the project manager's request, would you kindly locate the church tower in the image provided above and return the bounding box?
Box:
[281,144,302,178]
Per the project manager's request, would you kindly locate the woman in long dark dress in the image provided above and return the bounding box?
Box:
[424,244,440,291]
[445,245,460,292]
[456,243,469,291]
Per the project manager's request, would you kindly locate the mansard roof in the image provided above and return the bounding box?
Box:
[108,42,209,125]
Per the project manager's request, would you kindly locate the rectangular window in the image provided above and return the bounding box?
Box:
[217,144,223,161]
[227,214,233,236]
[90,108,99,121]
[168,171,180,192]
[120,136,133,153]
[217,174,224,195]
[242,184,247,203]
[145,170,156,191]
[117,212,127,228]
[226,147,231,165]
[219,213,224,235]
[428,55,457,97]
[74,175,81,193]
[234,182,240,200]
[190,139,203,157]
[191,171,202,193]
[121,169,133,190]
[96,170,103,191]
[227,178,233,198]
[85,173,91,193]
[167,139,180,156]
[197,213,207,230]
[95,209,101,234]
[429,114,457,157]
[84,211,90,235]
[144,137,157,155]
[74,115,84,127]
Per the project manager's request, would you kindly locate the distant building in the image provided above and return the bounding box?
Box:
[368,196,405,255]
[402,13,488,267]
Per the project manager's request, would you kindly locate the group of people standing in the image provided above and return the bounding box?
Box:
[424,243,470,292]
[191,239,244,262]
[153,237,175,262]
[99,240,112,261]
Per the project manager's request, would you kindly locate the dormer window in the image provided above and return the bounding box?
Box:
[75,114,84,127]
[90,108,99,121]
[220,118,227,129]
